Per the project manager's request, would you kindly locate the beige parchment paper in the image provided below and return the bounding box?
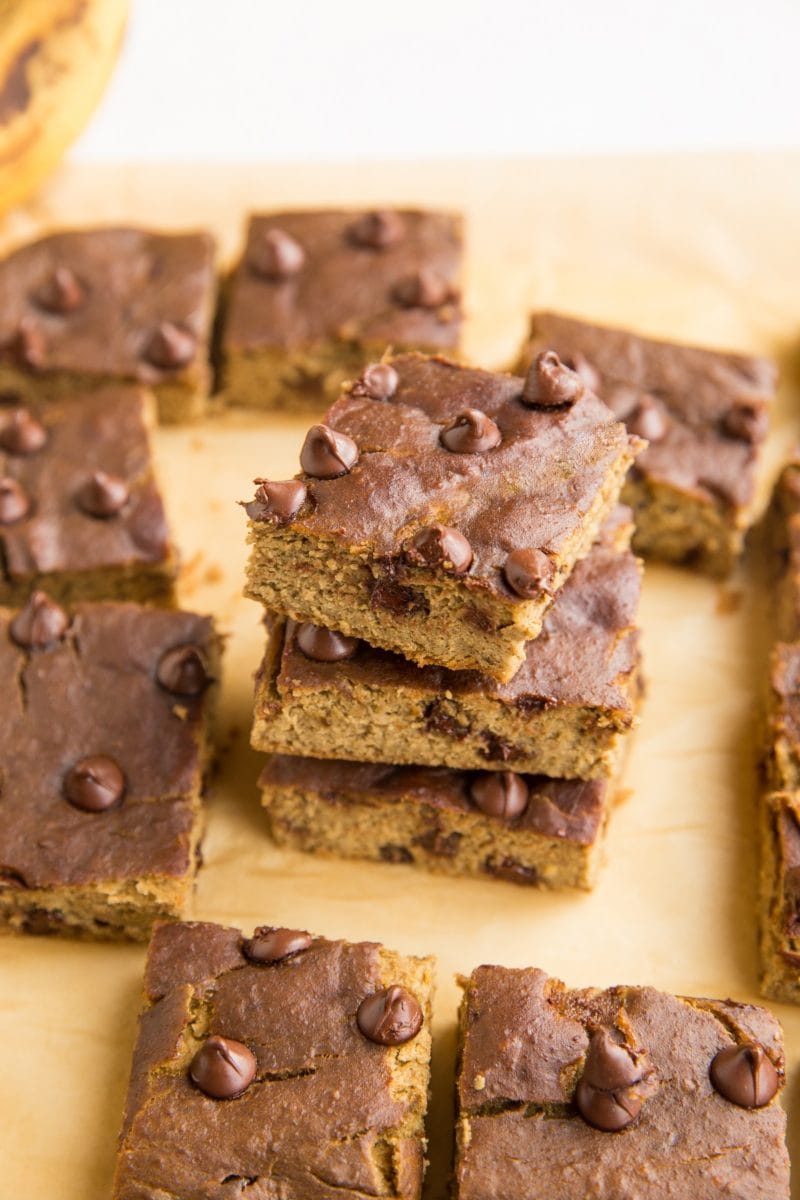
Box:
[1,155,800,1198]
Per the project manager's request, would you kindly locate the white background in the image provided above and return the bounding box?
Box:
[73,0,800,162]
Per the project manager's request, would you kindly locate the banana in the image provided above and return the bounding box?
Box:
[0,0,128,216]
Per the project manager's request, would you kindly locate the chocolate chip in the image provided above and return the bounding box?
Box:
[156,645,210,696]
[503,548,555,598]
[469,771,529,819]
[575,1027,655,1132]
[189,1035,257,1100]
[295,622,359,662]
[76,471,129,518]
[356,985,423,1045]
[9,592,68,650]
[34,267,85,314]
[441,409,502,454]
[243,926,312,964]
[7,320,46,370]
[250,228,305,280]
[380,844,414,864]
[300,424,359,478]
[0,867,28,888]
[522,351,584,408]
[23,908,67,936]
[415,827,462,858]
[484,855,540,885]
[351,362,399,401]
[244,478,307,524]
[627,396,669,442]
[369,575,429,616]
[0,408,47,454]
[63,755,125,812]
[144,322,197,370]
[393,269,451,309]
[348,210,405,249]
[721,403,769,444]
[406,524,473,575]
[0,477,30,524]
[710,1041,779,1108]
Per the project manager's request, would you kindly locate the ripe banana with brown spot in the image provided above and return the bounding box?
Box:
[0,0,128,215]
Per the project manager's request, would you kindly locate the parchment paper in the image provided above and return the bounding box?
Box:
[1,156,800,1198]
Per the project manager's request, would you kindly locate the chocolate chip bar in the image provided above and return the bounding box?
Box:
[243,353,641,682]
[0,593,220,940]
[0,386,176,605]
[221,209,462,409]
[514,312,776,575]
[0,227,217,422]
[259,757,614,890]
[760,455,800,1001]
[252,509,641,779]
[456,966,790,1199]
[112,920,434,1199]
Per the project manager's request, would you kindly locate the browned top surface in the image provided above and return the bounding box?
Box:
[269,510,640,716]
[248,353,636,599]
[259,756,607,847]
[0,387,170,580]
[115,920,425,1198]
[0,227,216,383]
[0,601,216,887]
[223,209,461,353]
[520,311,776,509]
[457,965,789,1199]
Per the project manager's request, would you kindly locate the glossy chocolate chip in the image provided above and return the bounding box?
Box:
[469,772,529,819]
[76,471,129,517]
[0,408,47,454]
[357,985,423,1045]
[393,269,451,309]
[9,592,68,650]
[575,1028,654,1132]
[522,350,584,408]
[295,622,359,662]
[300,424,359,478]
[244,478,307,525]
[144,321,197,370]
[189,1035,257,1100]
[406,524,473,575]
[348,210,405,249]
[351,362,399,401]
[156,645,210,696]
[243,926,313,964]
[441,409,501,454]
[0,477,30,524]
[503,547,555,597]
[722,403,769,444]
[250,228,305,279]
[627,396,669,442]
[710,1041,779,1108]
[63,755,125,813]
[34,267,85,314]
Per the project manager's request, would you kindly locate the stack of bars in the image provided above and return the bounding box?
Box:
[244,349,645,890]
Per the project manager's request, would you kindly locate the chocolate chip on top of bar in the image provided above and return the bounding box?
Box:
[243,352,641,681]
